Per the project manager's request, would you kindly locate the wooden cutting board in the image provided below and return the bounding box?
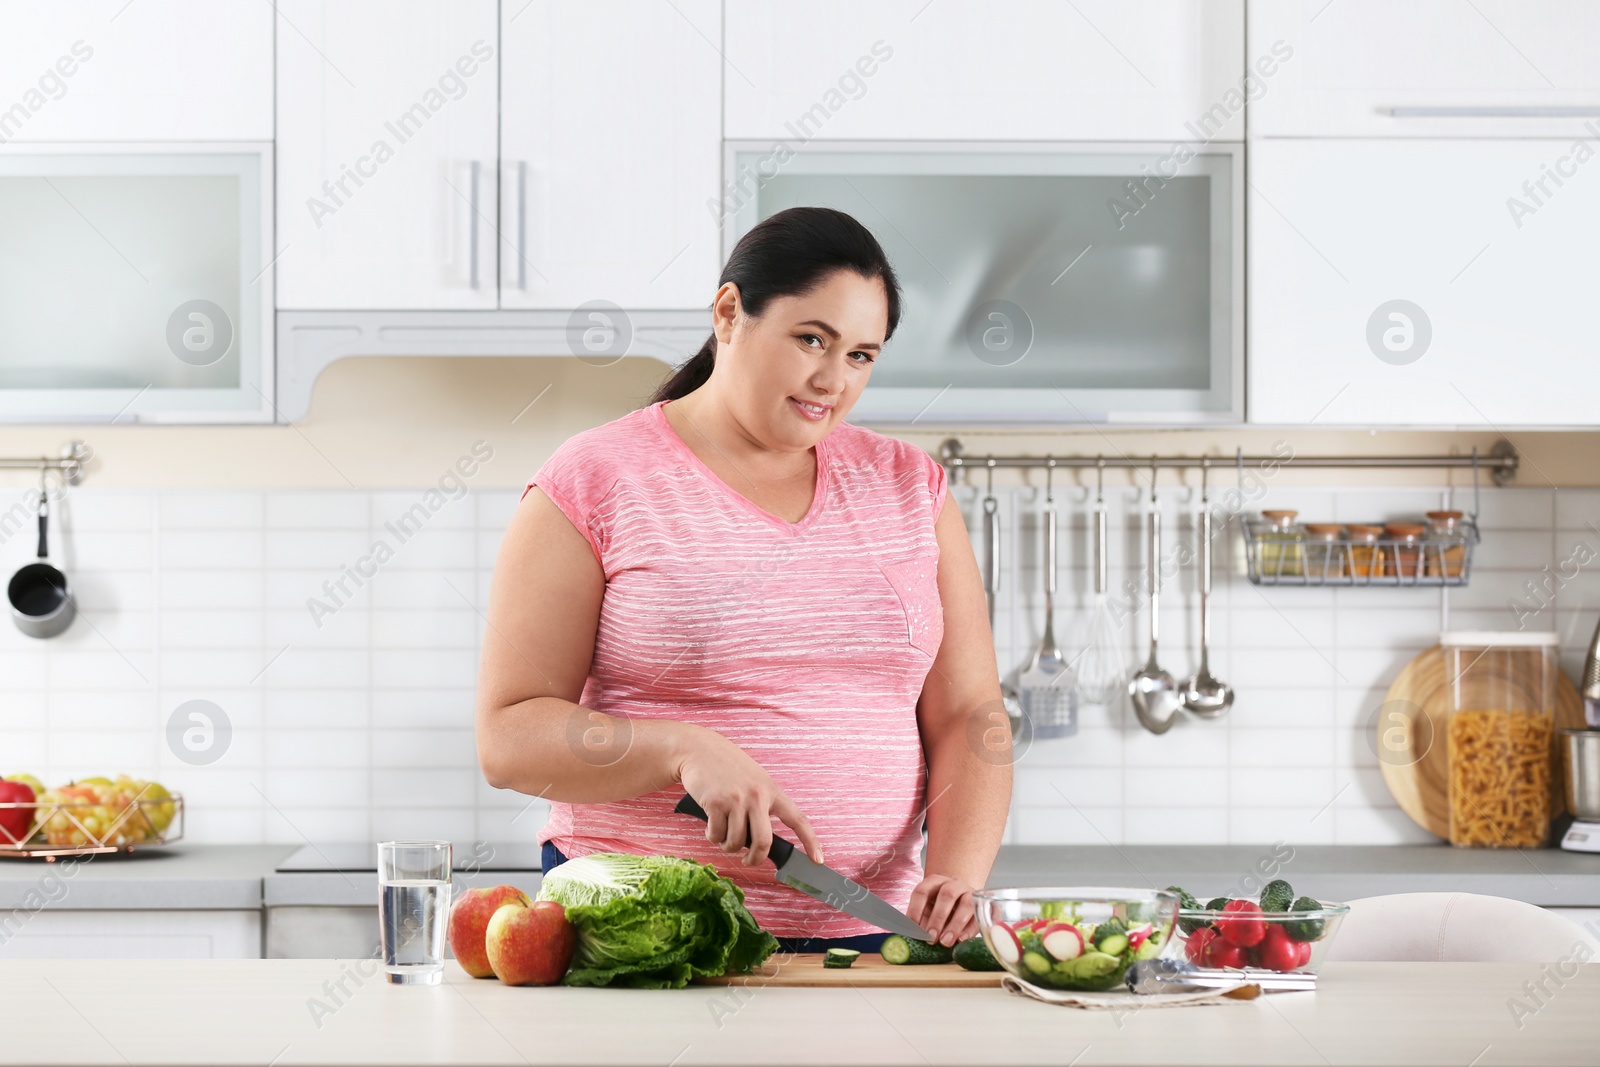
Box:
[1377,644,1583,838]
[695,953,1002,988]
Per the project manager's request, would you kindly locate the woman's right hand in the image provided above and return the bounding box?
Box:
[674,727,824,868]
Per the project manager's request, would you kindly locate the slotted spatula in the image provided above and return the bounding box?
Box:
[1017,464,1078,738]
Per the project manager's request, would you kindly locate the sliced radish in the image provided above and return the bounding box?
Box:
[1039,923,1084,962]
[1127,923,1154,950]
[988,925,1022,965]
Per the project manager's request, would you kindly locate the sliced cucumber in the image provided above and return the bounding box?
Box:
[879,934,954,965]
[1096,933,1128,958]
[823,948,861,968]
[1021,950,1053,976]
[953,936,1003,972]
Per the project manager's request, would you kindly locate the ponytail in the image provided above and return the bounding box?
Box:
[649,206,901,406]
[652,336,716,403]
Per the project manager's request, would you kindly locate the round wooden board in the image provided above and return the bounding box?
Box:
[1376,644,1583,839]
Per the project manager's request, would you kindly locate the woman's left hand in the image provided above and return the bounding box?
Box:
[906,873,979,947]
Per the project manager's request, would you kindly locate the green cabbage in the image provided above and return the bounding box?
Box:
[535,852,778,988]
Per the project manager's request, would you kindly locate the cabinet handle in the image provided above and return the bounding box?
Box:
[1385,106,1600,118]
[469,160,480,290]
[517,161,528,291]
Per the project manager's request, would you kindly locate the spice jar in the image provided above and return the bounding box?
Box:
[1443,631,1558,848]
[1303,523,1346,580]
[1347,524,1385,579]
[1384,522,1426,580]
[1426,510,1468,579]
[1256,510,1305,578]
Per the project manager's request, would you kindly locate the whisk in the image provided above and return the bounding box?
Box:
[1075,459,1126,706]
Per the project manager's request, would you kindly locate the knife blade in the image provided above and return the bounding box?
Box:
[673,794,929,940]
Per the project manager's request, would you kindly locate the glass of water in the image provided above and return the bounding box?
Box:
[378,840,452,985]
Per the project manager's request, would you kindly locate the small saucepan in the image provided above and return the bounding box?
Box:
[8,479,73,639]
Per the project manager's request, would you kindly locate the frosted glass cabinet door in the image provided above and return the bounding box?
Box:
[1248,139,1600,427]
[0,146,272,422]
[731,142,1242,424]
[500,0,722,310]
[275,0,500,309]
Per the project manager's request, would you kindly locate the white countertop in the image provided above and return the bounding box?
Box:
[4,959,1593,1066]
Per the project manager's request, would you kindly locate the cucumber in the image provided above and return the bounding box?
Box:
[1092,917,1126,947]
[953,936,1003,972]
[1260,879,1295,912]
[1205,897,1229,913]
[1169,886,1210,935]
[823,948,861,968]
[879,935,954,965]
[1021,950,1053,976]
[1284,897,1326,942]
[1096,933,1128,957]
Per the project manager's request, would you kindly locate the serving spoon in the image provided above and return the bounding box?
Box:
[1181,460,1234,719]
[1129,461,1181,735]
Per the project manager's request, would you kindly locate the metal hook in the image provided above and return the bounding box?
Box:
[1470,446,1481,525]
[1044,455,1055,502]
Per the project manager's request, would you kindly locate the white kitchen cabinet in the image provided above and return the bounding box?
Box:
[1249,1,1600,138]
[275,0,499,309]
[0,1,272,142]
[499,0,721,310]
[724,0,1244,143]
[0,910,261,960]
[1247,138,1600,428]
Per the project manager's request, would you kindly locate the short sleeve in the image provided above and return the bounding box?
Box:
[919,448,948,524]
[524,435,616,566]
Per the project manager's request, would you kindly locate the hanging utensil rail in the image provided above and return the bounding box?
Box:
[0,442,91,485]
[937,438,1518,484]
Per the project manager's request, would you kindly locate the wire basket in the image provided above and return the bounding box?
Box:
[0,792,184,860]
[1243,521,1478,587]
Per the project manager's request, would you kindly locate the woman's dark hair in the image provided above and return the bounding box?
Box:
[650,206,902,404]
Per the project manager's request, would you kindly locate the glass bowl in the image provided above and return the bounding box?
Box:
[971,886,1180,992]
[1166,901,1350,975]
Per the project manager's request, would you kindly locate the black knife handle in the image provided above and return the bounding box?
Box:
[673,794,794,866]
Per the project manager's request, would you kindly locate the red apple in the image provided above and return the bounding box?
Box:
[0,780,37,845]
[485,899,576,986]
[448,886,531,978]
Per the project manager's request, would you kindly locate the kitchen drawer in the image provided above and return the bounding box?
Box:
[1249,0,1600,138]
[0,910,261,960]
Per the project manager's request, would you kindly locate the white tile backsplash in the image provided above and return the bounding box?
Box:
[0,482,1581,849]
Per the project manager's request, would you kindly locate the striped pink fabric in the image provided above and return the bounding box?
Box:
[523,398,947,937]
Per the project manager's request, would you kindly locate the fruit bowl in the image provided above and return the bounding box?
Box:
[1167,899,1349,975]
[972,886,1179,992]
[0,778,183,859]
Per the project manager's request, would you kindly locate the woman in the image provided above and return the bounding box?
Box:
[476,206,1011,953]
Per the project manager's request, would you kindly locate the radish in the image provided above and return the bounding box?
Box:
[988,924,1022,965]
[1038,922,1084,961]
[1127,922,1154,951]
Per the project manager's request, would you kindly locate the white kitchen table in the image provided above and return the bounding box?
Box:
[2,959,1592,1066]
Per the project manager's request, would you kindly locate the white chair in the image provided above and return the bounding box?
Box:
[1324,892,1591,963]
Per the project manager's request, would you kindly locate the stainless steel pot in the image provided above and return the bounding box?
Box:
[1562,729,1600,821]
[7,489,73,639]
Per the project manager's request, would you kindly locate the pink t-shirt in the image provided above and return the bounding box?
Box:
[522,398,948,938]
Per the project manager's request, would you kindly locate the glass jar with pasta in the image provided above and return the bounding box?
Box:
[1442,631,1559,849]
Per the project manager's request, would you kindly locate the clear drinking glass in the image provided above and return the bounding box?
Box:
[378,840,452,985]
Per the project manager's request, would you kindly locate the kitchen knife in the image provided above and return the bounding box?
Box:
[673,794,929,940]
